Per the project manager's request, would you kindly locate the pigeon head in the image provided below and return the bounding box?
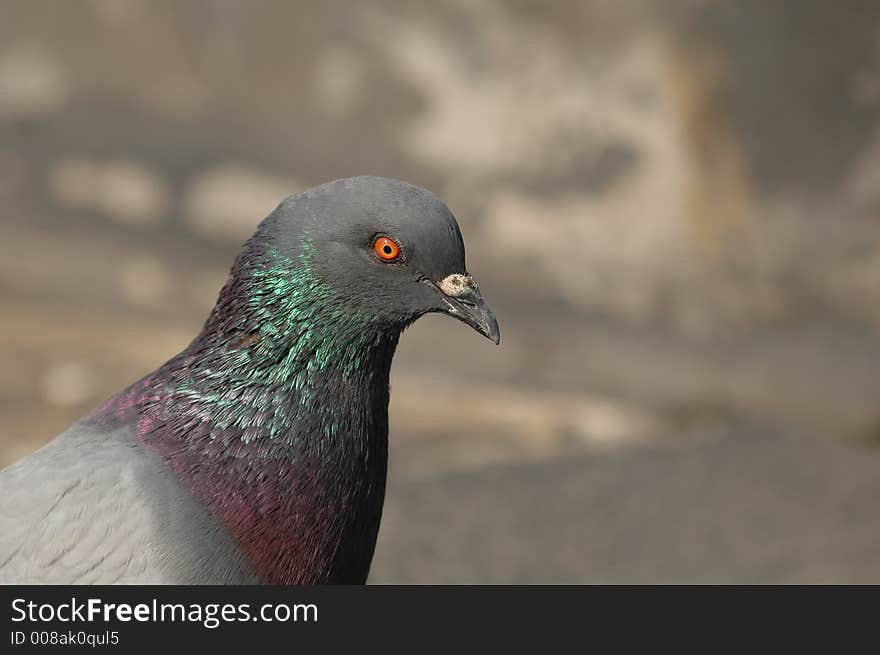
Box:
[240,175,499,344]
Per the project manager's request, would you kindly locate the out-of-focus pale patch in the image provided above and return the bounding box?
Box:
[0,43,69,121]
[87,0,142,24]
[119,254,172,308]
[183,163,305,242]
[49,156,169,226]
[313,45,367,117]
[42,361,96,407]
[391,374,670,462]
[366,5,676,179]
[438,273,476,297]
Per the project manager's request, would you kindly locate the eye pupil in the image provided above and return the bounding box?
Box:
[383,245,392,254]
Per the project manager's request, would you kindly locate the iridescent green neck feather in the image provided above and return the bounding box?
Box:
[148,233,397,454]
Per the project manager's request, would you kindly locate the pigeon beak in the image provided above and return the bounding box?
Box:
[430,273,501,345]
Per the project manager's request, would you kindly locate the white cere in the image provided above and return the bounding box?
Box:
[438,273,476,298]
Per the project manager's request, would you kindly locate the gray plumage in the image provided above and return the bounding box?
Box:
[0,419,255,583]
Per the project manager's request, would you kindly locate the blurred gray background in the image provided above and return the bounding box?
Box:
[2,0,880,582]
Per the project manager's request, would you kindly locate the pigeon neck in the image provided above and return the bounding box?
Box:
[101,240,401,583]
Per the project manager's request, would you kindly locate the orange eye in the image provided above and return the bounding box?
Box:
[373,236,401,261]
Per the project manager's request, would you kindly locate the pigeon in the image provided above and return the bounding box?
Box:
[0,176,499,584]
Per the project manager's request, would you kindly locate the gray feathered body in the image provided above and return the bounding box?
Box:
[0,419,256,584]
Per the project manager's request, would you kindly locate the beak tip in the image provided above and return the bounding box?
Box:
[484,316,501,345]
